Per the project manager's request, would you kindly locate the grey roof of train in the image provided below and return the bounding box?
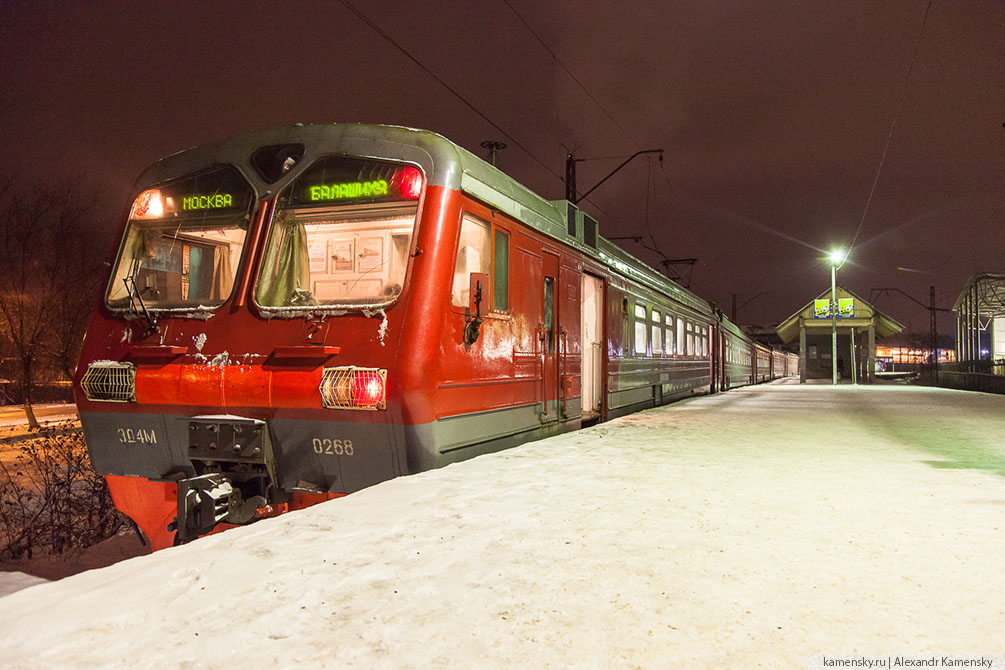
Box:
[136,123,713,316]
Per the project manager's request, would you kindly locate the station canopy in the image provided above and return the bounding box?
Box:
[775,285,904,344]
[953,273,1005,320]
[953,272,1005,362]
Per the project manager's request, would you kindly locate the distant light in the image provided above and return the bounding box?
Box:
[828,249,847,265]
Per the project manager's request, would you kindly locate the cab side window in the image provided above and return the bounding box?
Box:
[451,214,490,308]
[493,228,509,311]
[452,213,510,313]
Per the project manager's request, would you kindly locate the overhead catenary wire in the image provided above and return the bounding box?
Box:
[501,0,662,228]
[845,0,933,267]
[339,0,653,247]
[500,0,640,150]
[337,0,563,184]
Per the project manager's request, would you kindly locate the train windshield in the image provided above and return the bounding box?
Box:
[106,166,255,311]
[255,155,423,309]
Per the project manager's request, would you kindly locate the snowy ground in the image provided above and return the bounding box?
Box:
[0,402,78,429]
[1,384,1002,669]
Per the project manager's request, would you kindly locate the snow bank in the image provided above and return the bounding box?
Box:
[0,385,1002,669]
[0,571,48,598]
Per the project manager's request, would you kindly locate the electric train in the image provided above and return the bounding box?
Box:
[74,124,798,550]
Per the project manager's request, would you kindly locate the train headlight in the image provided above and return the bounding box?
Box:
[129,188,165,219]
[320,367,387,410]
[81,361,137,402]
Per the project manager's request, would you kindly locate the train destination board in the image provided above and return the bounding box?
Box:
[182,193,235,211]
[307,179,389,202]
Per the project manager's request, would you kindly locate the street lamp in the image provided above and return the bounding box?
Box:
[828,249,847,385]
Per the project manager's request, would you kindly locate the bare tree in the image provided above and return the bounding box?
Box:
[0,177,109,428]
[46,186,112,380]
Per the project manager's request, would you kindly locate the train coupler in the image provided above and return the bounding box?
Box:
[175,473,267,543]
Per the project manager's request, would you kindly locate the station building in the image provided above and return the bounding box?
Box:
[775,286,904,383]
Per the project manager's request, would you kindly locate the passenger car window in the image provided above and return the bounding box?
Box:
[634,304,648,356]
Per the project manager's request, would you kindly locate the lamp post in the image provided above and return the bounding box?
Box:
[829,249,847,385]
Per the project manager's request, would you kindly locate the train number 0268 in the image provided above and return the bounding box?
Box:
[312,438,354,456]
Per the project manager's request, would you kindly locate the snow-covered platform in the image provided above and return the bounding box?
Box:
[1,384,1002,669]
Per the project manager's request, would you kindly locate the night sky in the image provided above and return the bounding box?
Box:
[2,0,1002,333]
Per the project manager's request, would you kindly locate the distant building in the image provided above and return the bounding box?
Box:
[874,346,955,367]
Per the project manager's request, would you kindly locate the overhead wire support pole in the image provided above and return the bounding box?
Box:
[870,286,952,383]
[566,149,663,204]
[832,264,839,385]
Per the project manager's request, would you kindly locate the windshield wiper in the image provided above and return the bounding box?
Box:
[123,261,159,336]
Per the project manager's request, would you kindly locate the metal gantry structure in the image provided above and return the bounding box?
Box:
[953,273,1005,363]
[870,286,951,381]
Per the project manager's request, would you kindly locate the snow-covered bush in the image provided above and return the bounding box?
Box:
[0,423,127,560]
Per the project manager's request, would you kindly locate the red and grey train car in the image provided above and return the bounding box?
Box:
[75,124,788,550]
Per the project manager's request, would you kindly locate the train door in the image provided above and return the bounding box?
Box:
[709,322,720,393]
[580,273,604,421]
[540,251,560,425]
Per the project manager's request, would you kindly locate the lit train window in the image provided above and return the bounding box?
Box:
[106,166,254,311]
[256,155,422,308]
[634,304,647,356]
[652,309,662,356]
[686,322,694,356]
[665,314,674,356]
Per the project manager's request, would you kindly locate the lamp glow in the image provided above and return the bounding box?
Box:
[828,249,847,265]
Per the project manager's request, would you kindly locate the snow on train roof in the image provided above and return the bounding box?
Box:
[136,123,712,316]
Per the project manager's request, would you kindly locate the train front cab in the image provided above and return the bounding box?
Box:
[76,140,446,548]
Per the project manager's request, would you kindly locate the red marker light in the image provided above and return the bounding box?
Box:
[398,166,423,199]
[353,369,386,408]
